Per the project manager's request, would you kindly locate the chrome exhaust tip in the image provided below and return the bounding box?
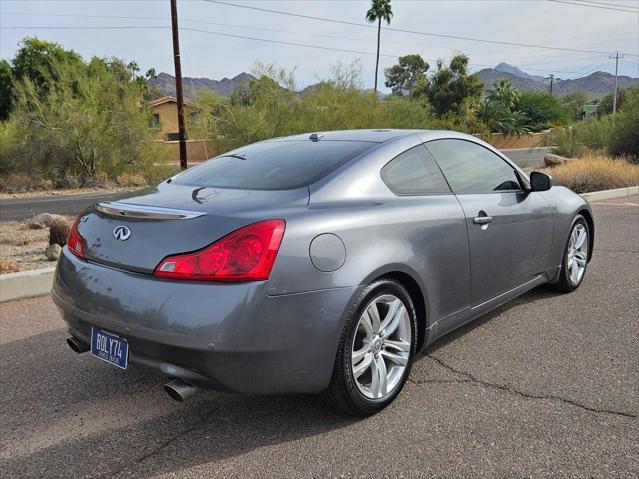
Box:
[164,378,200,402]
[66,336,90,354]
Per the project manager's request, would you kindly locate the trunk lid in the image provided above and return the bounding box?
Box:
[78,183,308,274]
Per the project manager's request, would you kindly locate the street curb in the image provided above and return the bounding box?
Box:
[0,267,55,303]
[581,186,639,202]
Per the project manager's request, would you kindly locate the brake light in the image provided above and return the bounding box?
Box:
[67,217,85,259]
[154,219,285,281]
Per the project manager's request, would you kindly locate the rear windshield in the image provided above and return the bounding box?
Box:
[172,140,375,190]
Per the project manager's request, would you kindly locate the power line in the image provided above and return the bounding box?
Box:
[577,0,639,10]
[546,0,639,12]
[3,12,607,74]
[3,24,614,76]
[202,0,637,57]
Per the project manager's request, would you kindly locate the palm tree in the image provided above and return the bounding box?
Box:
[366,0,393,94]
[487,79,520,111]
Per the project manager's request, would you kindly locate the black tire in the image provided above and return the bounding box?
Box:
[322,278,418,416]
[549,215,590,293]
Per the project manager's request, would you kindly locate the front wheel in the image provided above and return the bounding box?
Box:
[322,279,417,416]
[550,215,590,293]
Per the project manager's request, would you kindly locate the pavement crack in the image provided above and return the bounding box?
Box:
[424,353,637,419]
[408,378,473,385]
[103,407,216,478]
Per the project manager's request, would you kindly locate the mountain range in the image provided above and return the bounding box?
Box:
[477,63,639,97]
[148,63,639,100]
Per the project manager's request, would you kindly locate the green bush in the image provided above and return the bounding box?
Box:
[551,116,614,157]
[517,91,572,130]
[609,87,639,161]
[4,57,168,186]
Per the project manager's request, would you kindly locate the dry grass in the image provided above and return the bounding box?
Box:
[0,225,40,246]
[0,257,20,273]
[116,171,148,187]
[549,154,639,194]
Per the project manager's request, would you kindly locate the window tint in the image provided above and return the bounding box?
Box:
[426,139,521,194]
[381,145,450,195]
[173,140,374,190]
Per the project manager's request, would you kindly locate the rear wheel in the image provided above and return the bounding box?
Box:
[322,279,417,416]
[550,215,589,293]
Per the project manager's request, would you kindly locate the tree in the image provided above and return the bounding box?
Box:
[598,88,627,116]
[0,60,12,121]
[517,91,572,129]
[7,56,163,185]
[366,0,393,94]
[480,99,532,136]
[11,37,82,92]
[384,54,429,96]
[560,90,590,121]
[487,80,520,111]
[424,54,484,117]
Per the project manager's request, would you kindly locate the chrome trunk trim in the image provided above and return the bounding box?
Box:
[95,202,206,220]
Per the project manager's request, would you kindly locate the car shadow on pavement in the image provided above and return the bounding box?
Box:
[422,285,557,356]
[2,286,559,477]
[1,328,361,478]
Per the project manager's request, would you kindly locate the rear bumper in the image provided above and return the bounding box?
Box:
[53,247,360,394]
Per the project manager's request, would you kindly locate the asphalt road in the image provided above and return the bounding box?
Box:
[0,148,549,222]
[0,191,136,223]
[1,196,637,478]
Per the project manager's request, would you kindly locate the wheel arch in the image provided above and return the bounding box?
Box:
[578,208,595,261]
[363,266,429,353]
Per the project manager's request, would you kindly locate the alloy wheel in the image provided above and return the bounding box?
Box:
[567,223,588,285]
[351,294,412,399]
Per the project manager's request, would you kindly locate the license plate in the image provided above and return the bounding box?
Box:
[91,327,129,369]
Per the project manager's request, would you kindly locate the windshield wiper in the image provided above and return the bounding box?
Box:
[221,154,248,161]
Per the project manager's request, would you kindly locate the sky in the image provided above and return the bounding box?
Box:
[1,0,638,92]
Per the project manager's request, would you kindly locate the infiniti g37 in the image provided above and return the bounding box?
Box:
[54,129,593,415]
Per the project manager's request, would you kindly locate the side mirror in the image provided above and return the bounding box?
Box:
[530,171,552,192]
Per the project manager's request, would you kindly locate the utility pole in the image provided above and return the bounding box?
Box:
[609,51,624,116]
[170,0,187,170]
[546,74,554,95]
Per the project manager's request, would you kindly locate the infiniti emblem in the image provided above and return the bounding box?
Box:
[113,225,132,241]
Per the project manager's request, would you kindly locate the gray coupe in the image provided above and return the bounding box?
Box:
[53,129,593,415]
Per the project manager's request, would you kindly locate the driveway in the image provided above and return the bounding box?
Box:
[1,196,637,478]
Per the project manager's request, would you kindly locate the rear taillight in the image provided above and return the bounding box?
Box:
[67,217,85,259]
[154,219,285,281]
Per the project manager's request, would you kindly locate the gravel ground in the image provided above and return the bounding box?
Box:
[0,221,54,272]
[0,196,637,478]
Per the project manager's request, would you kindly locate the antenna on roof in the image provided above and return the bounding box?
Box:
[309,133,323,142]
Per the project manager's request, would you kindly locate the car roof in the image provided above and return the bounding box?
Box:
[265,129,429,144]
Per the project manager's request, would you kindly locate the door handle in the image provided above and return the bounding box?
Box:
[473,214,493,225]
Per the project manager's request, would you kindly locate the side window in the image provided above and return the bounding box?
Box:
[426,139,521,194]
[381,145,451,195]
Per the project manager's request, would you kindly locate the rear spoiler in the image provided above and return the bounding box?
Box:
[95,202,206,220]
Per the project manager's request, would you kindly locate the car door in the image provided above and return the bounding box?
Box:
[426,139,553,307]
[380,144,471,323]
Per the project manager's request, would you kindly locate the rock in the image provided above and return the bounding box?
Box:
[544,154,574,167]
[49,217,71,246]
[45,244,62,261]
[29,213,65,229]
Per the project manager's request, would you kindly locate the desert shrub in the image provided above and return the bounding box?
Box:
[7,56,167,187]
[551,116,614,157]
[609,87,639,161]
[49,216,71,246]
[205,61,439,152]
[550,154,639,193]
[380,96,435,129]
